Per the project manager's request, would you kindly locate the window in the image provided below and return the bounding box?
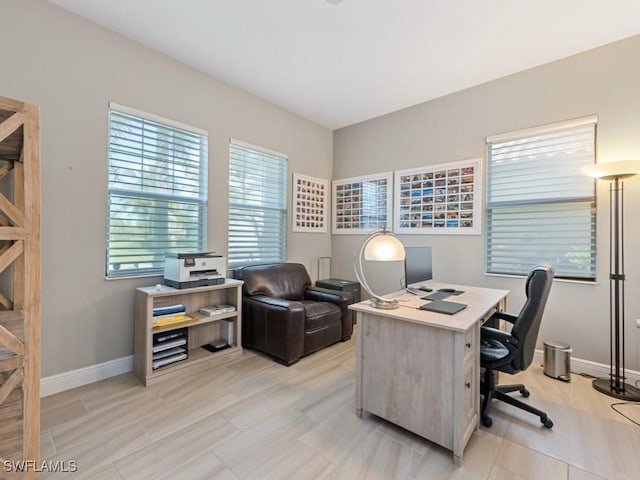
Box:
[228,140,287,268]
[485,116,596,280]
[107,103,208,277]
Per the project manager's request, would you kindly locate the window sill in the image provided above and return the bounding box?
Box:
[105,273,163,281]
[484,273,598,285]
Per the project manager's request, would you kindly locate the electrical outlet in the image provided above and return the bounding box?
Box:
[636,319,640,328]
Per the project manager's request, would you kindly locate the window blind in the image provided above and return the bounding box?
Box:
[228,141,287,267]
[107,104,208,277]
[486,118,596,280]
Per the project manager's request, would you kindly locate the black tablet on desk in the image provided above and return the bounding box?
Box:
[419,300,467,315]
[438,288,465,296]
[423,291,452,301]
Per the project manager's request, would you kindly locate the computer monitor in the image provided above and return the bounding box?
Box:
[404,246,433,288]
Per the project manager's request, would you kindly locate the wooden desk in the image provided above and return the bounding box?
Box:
[350,282,508,465]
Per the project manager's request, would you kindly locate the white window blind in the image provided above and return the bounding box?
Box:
[228,140,287,268]
[486,117,596,280]
[107,104,208,277]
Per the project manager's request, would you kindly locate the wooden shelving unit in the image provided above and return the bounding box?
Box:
[134,280,243,386]
[0,96,41,479]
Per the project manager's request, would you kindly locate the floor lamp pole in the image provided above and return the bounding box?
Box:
[592,174,640,400]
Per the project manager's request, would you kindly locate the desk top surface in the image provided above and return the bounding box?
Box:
[349,281,509,332]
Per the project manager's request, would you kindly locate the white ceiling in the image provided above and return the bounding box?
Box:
[50,0,640,130]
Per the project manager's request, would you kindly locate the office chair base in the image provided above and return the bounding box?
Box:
[481,416,493,427]
[494,383,529,397]
[481,379,553,429]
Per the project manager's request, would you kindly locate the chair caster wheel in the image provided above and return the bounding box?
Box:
[521,388,530,398]
[481,416,493,427]
[542,417,553,428]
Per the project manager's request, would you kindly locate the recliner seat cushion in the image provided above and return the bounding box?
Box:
[301,300,341,332]
[301,300,342,355]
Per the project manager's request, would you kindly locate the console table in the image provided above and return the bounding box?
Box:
[350,282,508,465]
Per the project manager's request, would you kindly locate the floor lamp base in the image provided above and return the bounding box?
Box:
[592,378,640,401]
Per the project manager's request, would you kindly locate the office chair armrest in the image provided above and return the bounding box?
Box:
[481,325,518,348]
[490,311,518,325]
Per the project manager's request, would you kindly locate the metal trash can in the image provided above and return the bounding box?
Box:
[543,340,571,382]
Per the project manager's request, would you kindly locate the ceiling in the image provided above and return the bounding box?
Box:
[49,0,640,130]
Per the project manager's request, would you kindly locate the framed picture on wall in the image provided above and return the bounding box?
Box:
[394,158,483,234]
[292,173,328,232]
[332,171,393,234]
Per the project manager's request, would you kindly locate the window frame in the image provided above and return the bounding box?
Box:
[485,116,597,281]
[106,102,208,278]
[227,139,288,269]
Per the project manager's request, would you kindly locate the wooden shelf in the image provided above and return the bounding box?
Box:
[134,280,243,386]
[151,310,237,333]
[0,96,41,475]
[147,344,242,383]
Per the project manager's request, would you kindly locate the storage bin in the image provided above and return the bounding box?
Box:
[543,340,571,382]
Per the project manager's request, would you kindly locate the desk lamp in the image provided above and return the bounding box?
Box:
[584,159,640,400]
[353,228,405,309]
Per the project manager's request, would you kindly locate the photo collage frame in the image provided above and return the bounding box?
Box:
[332,172,393,234]
[393,158,482,234]
[292,173,328,233]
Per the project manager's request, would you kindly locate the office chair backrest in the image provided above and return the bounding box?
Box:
[511,265,554,370]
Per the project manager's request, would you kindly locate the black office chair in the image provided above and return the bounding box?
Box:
[480,265,554,428]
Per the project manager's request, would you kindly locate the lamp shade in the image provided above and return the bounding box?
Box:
[364,234,406,261]
[583,160,640,180]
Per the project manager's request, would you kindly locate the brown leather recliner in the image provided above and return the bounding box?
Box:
[234,263,354,365]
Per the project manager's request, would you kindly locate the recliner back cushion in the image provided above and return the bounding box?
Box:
[236,263,311,300]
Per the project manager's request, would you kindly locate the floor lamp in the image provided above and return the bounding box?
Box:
[586,160,640,400]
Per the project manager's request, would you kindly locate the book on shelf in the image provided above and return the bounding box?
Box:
[152,337,187,353]
[153,304,186,316]
[152,352,188,370]
[152,313,196,328]
[153,311,188,320]
[199,304,236,316]
[152,346,186,360]
[153,330,185,343]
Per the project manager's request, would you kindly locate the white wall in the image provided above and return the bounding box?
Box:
[3,0,640,378]
[333,34,640,370]
[0,0,333,376]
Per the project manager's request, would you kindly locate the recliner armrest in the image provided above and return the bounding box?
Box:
[304,286,353,307]
[246,295,304,312]
[242,295,305,365]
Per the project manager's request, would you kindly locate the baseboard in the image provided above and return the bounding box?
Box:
[40,355,134,397]
[533,349,640,385]
[40,350,640,397]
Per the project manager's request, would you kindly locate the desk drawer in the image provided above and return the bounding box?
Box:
[463,326,477,363]
[462,354,477,426]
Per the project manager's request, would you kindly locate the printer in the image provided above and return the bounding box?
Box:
[164,252,226,289]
